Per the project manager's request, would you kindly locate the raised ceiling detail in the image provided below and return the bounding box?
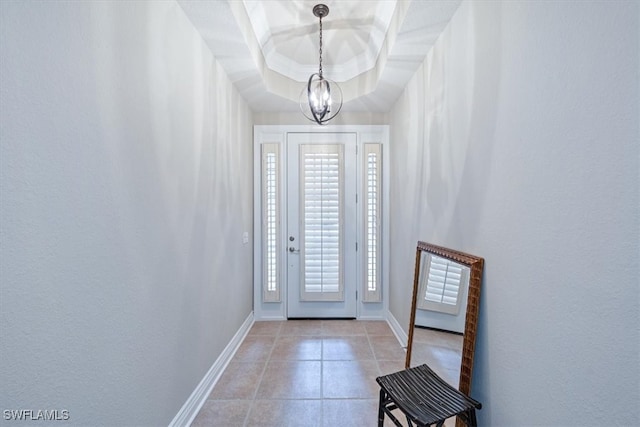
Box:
[177,0,462,113]
[243,0,397,83]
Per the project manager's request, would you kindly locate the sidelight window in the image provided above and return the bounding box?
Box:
[261,143,280,302]
[362,144,382,302]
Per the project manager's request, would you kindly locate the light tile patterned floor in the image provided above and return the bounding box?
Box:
[192,320,461,427]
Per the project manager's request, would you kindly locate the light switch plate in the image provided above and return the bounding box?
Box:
[242,232,249,244]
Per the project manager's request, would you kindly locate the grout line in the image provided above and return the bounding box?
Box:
[320,335,324,427]
[242,322,282,427]
[365,328,383,379]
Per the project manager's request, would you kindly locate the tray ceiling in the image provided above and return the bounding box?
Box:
[178,0,462,113]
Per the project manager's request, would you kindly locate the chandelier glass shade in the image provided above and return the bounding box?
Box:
[300,4,342,125]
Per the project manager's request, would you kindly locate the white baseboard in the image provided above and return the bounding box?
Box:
[169,312,254,427]
[386,310,408,348]
[253,315,286,321]
[358,315,386,321]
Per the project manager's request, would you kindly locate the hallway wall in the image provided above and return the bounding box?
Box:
[253,111,387,126]
[0,1,253,425]
[387,1,638,425]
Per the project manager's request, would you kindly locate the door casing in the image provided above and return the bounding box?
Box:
[253,125,390,321]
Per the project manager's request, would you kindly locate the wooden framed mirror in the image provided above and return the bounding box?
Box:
[405,241,484,398]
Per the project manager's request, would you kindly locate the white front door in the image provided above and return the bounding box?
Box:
[286,132,357,318]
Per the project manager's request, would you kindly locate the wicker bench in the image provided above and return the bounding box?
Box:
[376,364,482,427]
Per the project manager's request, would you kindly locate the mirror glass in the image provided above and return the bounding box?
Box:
[406,241,484,397]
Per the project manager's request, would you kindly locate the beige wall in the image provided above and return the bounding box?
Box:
[388,1,638,425]
[0,1,253,425]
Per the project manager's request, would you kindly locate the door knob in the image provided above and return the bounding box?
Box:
[289,247,300,253]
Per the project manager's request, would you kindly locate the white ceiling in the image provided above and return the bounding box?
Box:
[177,0,462,113]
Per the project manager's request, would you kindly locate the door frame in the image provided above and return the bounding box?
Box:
[253,125,390,321]
[286,132,357,318]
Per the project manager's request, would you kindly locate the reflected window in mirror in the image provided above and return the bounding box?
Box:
[416,253,470,333]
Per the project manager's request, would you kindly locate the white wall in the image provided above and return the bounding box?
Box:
[0,1,253,425]
[253,111,387,126]
[388,1,638,425]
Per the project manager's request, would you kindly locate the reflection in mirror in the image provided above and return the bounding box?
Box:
[406,241,484,399]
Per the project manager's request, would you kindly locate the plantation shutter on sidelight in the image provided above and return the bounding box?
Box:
[362,143,382,302]
[261,143,281,302]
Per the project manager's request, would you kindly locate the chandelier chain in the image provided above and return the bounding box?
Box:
[318,16,323,78]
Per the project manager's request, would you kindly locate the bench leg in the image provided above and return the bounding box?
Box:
[467,409,478,427]
[378,389,386,427]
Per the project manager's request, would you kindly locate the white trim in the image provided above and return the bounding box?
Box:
[169,312,254,427]
[358,315,387,321]
[256,315,287,321]
[386,310,408,348]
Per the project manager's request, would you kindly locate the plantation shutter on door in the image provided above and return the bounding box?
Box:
[299,144,344,301]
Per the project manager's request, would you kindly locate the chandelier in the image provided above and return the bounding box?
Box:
[299,4,343,125]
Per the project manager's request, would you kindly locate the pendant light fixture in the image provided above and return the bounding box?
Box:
[300,4,343,125]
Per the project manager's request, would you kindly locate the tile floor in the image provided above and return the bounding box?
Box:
[192,320,461,427]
